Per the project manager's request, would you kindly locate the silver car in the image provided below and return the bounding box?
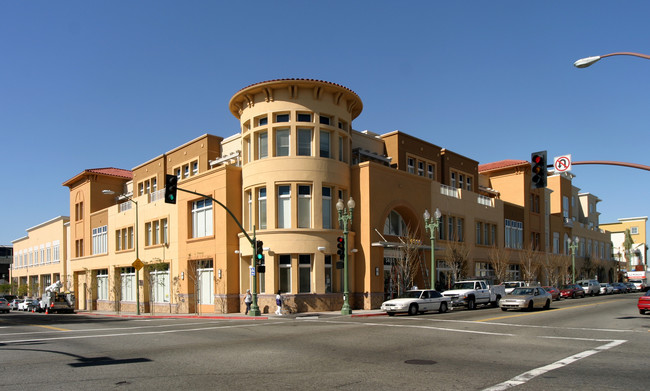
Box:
[499,286,552,311]
[0,298,10,313]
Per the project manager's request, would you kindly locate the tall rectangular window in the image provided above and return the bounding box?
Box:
[192,199,213,238]
[92,225,107,255]
[121,267,136,302]
[324,255,333,293]
[451,172,456,188]
[297,128,312,156]
[162,218,168,245]
[276,129,290,156]
[417,161,424,176]
[322,187,332,229]
[427,164,434,179]
[407,157,415,174]
[298,185,311,228]
[196,260,214,305]
[279,255,291,293]
[258,188,267,229]
[258,131,268,159]
[97,269,109,301]
[338,135,344,162]
[299,254,311,293]
[246,190,252,230]
[278,186,291,228]
[150,264,170,303]
[153,220,160,245]
[320,130,331,158]
[476,222,482,245]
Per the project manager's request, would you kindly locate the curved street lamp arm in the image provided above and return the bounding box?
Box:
[575,52,650,68]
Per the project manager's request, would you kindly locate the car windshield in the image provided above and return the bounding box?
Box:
[452,282,475,290]
[511,288,533,295]
[504,282,520,288]
[398,291,423,299]
[561,285,575,290]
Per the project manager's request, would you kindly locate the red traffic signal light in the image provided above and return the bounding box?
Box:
[531,151,547,189]
[336,236,345,259]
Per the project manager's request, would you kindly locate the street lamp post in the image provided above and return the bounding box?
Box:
[103,190,141,315]
[568,237,579,284]
[574,52,650,68]
[423,208,442,290]
[336,197,355,315]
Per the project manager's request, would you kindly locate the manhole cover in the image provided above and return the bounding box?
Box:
[405,359,436,365]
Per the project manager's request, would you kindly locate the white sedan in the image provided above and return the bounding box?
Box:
[381,289,450,316]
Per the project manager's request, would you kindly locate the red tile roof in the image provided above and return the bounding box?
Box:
[478,159,529,173]
[85,168,133,179]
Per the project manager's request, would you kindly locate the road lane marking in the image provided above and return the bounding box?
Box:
[318,320,515,337]
[476,300,624,322]
[0,321,287,345]
[482,339,626,391]
[33,325,70,331]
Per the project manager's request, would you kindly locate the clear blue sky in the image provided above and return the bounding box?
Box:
[2,1,649,245]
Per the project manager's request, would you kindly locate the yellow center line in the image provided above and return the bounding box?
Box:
[32,325,70,331]
[476,299,625,322]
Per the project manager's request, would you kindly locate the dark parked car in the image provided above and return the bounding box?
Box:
[543,286,561,301]
[623,282,637,293]
[560,284,585,299]
[0,298,10,313]
[611,282,627,294]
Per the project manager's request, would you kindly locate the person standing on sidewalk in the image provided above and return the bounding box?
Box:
[244,289,252,315]
[275,290,283,315]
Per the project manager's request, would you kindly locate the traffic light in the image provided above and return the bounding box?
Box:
[164,174,178,204]
[336,236,345,260]
[531,151,548,189]
[257,264,266,273]
[255,240,264,264]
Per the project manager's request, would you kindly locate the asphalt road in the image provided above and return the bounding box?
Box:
[1,292,648,391]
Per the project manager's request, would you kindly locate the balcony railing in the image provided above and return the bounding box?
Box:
[119,202,132,213]
[440,185,459,198]
[477,195,493,207]
[150,188,165,203]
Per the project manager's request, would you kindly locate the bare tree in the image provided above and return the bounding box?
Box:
[544,253,566,287]
[518,247,540,283]
[111,270,122,314]
[488,246,511,284]
[445,240,470,284]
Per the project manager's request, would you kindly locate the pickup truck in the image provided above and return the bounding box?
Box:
[442,280,506,310]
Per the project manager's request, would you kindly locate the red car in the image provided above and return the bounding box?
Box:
[560,284,585,299]
[638,290,650,315]
[543,286,561,301]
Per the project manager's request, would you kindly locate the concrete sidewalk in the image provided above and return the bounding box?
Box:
[75,309,387,320]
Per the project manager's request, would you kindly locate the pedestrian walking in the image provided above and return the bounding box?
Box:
[275,290,283,315]
[244,289,252,315]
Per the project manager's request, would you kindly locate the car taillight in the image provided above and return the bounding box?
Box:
[50,303,54,308]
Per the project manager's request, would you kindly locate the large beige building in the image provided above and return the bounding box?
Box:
[11,79,615,313]
[601,217,647,278]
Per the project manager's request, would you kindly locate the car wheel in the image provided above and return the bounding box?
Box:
[439,302,448,313]
[467,298,476,310]
[387,312,395,316]
[408,304,418,316]
[527,301,534,311]
[501,307,508,312]
[543,300,550,310]
[640,309,646,315]
[492,296,501,308]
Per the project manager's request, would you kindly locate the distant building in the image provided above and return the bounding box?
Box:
[600,217,648,278]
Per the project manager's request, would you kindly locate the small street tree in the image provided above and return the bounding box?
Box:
[623,228,635,270]
[518,246,540,283]
[488,246,511,284]
[445,239,470,284]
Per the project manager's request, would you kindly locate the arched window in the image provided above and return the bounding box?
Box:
[384,210,408,236]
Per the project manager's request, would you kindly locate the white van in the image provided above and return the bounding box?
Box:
[577,279,600,296]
